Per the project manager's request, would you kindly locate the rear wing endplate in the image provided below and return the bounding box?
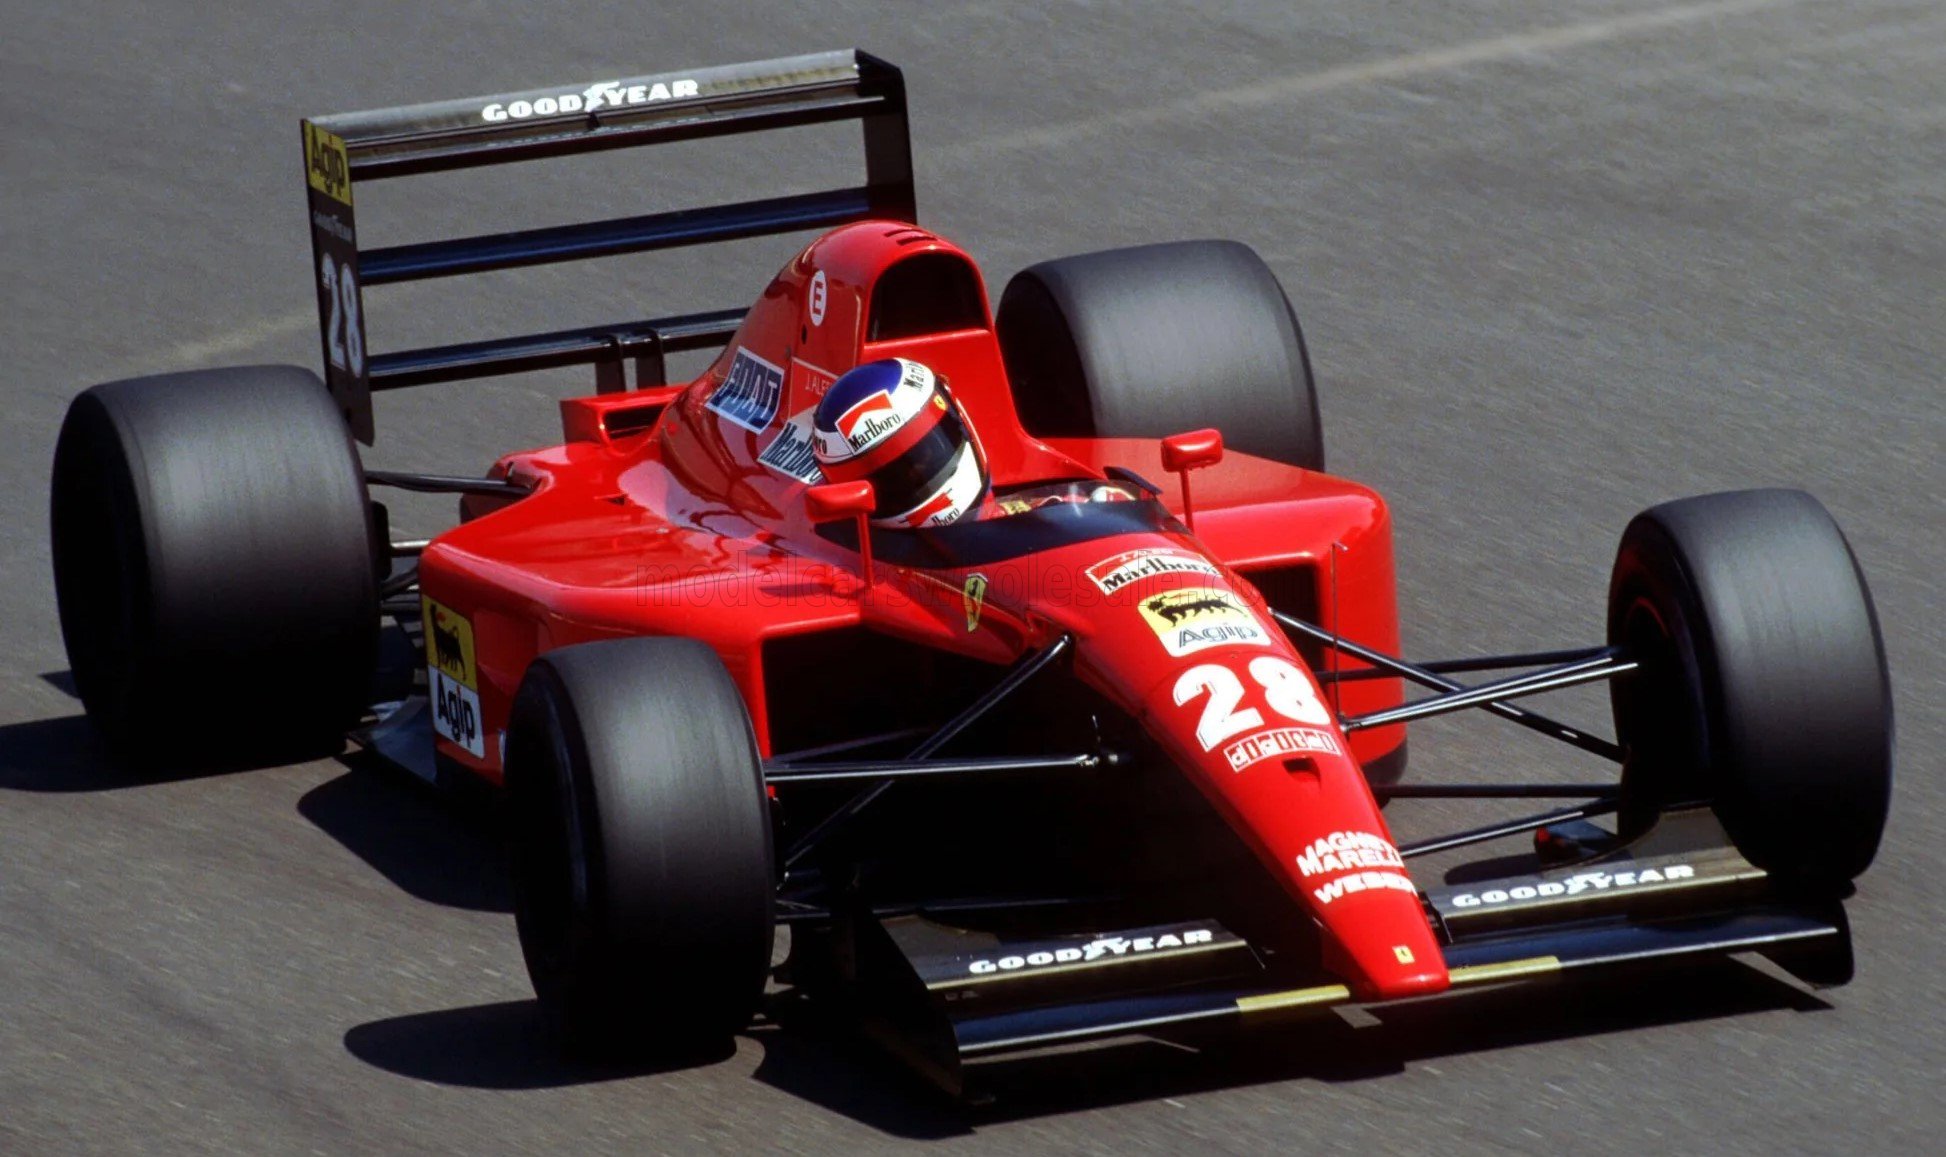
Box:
[300,50,914,442]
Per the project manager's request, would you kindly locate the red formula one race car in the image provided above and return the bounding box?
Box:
[50,52,1893,1095]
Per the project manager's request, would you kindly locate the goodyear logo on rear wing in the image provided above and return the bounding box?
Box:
[303,122,352,207]
[423,597,483,758]
[480,78,701,122]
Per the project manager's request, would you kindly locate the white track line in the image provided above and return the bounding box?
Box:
[106,307,319,379]
[138,0,1813,371]
[939,0,1813,162]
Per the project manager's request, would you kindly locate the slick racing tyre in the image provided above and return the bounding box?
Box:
[996,239,1324,471]
[50,365,378,763]
[1607,489,1892,888]
[505,638,775,1058]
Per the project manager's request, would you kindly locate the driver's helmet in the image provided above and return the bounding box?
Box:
[813,358,987,529]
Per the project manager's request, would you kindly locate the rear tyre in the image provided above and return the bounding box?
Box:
[996,239,1324,470]
[50,365,378,763]
[1607,489,1892,887]
[505,638,775,1058]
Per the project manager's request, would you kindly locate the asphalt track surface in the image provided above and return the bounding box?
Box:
[3,1,1942,1152]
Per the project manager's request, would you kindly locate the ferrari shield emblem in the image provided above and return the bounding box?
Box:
[963,573,989,632]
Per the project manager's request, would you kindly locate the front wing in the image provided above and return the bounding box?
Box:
[801,808,1848,1095]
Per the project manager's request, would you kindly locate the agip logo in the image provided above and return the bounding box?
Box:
[1137,587,1272,657]
[303,122,352,207]
[422,597,483,758]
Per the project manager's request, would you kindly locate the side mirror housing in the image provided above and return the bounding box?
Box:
[805,479,877,590]
[1160,429,1223,532]
[805,479,876,524]
[1161,428,1224,473]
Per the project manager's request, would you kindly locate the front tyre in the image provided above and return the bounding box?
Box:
[505,638,775,1058]
[1607,489,1892,887]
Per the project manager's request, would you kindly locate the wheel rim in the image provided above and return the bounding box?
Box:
[1613,593,1710,832]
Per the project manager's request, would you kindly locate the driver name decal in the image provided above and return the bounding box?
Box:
[707,347,785,433]
[1138,587,1272,657]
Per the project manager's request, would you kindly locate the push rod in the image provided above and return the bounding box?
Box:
[1340,653,1637,732]
[765,752,1100,785]
[1316,646,1618,682]
[1374,782,1619,800]
[782,634,1074,868]
[1271,611,1628,762]
[1398,799,1622,858]
[364,470,529,497]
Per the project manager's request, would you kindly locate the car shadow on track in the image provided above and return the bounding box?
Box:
[296,751,512,913]
[944,960,1834,1124]
[4,686,511,918]
[340,957,1831,1138]
[0,713,125,791]
[0,708,338,792]
[343,996,977,1139]
[345,999,735,1087]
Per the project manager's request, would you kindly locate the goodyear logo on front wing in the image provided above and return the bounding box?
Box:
[303,122,352,207]
[1137,587,1272,657]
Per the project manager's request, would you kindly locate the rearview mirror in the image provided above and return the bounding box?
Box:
[1160,429,1223,532]
[1161,428,1224,473]
[805,480,877,589]
[805,480,875,524]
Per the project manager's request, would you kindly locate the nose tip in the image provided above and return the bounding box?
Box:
[1322,912,1451,1001]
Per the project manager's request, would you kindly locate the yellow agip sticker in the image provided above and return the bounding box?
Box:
[1137,586,1272,657]
[303,121,352,207]
[422,597,477,688]
[422,596,484,758]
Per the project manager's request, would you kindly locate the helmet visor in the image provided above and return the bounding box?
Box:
[866,403,974,519]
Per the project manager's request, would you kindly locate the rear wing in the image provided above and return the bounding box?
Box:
[300,50,914,442]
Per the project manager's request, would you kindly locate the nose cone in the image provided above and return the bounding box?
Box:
[1315,887,1451,1000]
[1291,825,1450,999]
[1028,536,1452,1001]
